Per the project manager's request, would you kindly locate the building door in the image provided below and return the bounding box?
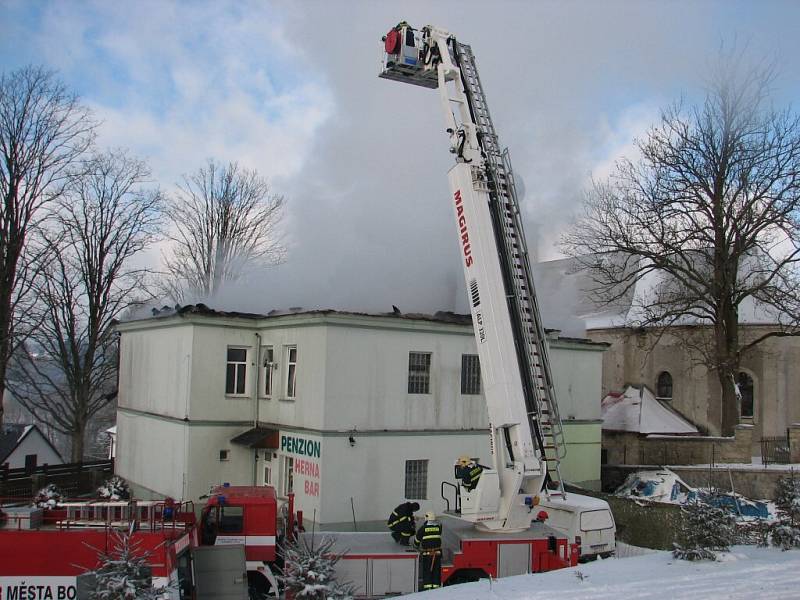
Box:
[24,454,37,473]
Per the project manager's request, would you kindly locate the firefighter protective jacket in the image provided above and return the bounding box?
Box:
[456,462,484,491]
[414,519,442,550]
[387,502,417,536]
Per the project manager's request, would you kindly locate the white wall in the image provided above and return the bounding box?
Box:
[255,321,329,431]
[304,430,490,525]
[5,428,62,469]
[115,312,605,510]
[118,324,194,419]
[549,341,604,421]
[186,425,255,500]
[321,317,489,431]
[115,411,188,499]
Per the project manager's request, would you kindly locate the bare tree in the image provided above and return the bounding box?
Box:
[0,66,95,427]
[8,150,161,460]
[162,159,286,301]
[562,59,800,435]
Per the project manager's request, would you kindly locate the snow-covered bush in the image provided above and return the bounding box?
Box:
[673,497,736,561]
[98,476,131,500]
[767,475,800,550]
[34,483,63,508]
[280,536,353,600]
[86,525,174,599]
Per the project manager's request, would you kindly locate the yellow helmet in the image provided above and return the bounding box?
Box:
[425,511,436,521]
[457,455,471,467]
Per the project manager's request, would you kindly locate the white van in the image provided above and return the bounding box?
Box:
[538,493,616,562]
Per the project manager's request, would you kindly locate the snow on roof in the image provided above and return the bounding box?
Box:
[602,385,699,435]
[534,255,788,332]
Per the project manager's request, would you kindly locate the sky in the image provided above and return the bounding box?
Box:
[3,0,800,322]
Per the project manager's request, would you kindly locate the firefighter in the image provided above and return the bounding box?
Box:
[413,511,443,590]
[454,455,484,492]
[387,501,419,545]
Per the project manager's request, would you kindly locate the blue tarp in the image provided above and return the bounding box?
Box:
[688,490,771,519]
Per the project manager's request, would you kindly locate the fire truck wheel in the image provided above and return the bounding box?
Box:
[247,571,272,599]
[444,568,489,586]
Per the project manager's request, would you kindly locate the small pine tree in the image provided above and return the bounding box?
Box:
[87,525,173,599]
[98,476,131,500]
[769,474,800,550]
[280,536,353,600]
[673,497,736,561]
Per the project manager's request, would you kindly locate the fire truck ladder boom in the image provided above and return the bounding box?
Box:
[453,41,567,490]
[380,24,566,531]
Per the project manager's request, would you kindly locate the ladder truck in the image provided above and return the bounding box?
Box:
[380,20,615,557]
[381,22,566,533]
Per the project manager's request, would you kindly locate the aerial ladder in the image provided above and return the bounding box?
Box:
[380,23,567,533]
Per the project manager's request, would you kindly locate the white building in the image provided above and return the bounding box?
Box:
[115,306,606,528]
[0,424,63,470]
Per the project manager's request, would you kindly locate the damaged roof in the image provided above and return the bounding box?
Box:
[124,303,604,346]
[139,303,474,326]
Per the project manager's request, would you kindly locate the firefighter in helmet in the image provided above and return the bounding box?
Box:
[387,501,420,545]
[455,455,484,492]
[413,511,443,590]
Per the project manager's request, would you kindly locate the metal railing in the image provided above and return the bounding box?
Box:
[761,431,791,466]
[0,459,113,480]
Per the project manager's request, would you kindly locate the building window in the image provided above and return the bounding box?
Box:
[226,348,248,395]
[219,449,230,461]
[407,352,432,394]
[263,465,272,486]
[738,372,755,418]
[281,455,294,495]
[286,346,298,398]
[404,459,428,499]
[461,354,481,395]
[263,346,275,397]
[656,371,673,400]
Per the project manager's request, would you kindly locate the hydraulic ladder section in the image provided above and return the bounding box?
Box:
[453,42,566,498]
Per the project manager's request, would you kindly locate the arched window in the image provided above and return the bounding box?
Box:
[737,372,755,419]
[656,371,673,400]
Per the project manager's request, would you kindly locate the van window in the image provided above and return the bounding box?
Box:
[580,509,614,531]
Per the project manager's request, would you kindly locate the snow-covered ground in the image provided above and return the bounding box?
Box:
[406,546,800,599]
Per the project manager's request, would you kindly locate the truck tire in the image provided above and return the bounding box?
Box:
[444,568,489,586]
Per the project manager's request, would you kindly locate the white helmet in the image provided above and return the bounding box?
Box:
[425,511,436,521]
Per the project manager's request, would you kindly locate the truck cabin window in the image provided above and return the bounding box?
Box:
[219,505,244,533]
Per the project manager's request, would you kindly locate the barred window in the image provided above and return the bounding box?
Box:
[407,352,431,394]
[461,354,481,395]
[404,459,428,500]
[226,348,248,395]
[656,371,673,400]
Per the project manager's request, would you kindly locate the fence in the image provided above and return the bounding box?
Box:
[761,430,791,466]
[0,460,113,499]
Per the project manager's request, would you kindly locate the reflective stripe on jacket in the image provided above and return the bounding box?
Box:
[414,520,442,550]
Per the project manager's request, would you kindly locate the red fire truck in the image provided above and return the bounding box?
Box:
[0,483,575,599]
[0,498,196,599]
